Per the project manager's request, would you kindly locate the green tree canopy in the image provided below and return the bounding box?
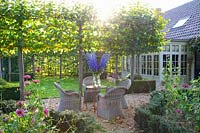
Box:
[105,3,167,80]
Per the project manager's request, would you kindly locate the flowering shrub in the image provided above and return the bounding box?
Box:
[35,67,41,72]
[0,92,54,132]
[24,80,30,86]
[161,62,200,132]
[23,75,31,80]
[32,79,40,84]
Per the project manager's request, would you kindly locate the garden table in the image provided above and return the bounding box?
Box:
[84,85,107,112]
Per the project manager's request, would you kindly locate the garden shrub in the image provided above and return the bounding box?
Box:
[128,80,156,93]
[0,100,17,114]
[148,90,167,115]
[135,106,192,133]
[135,88,200,132]
[135,107,151,132]
[0,78,7,86]
[134,74,143,80]
[0,83,20,100]
[0,93,54,132]
[48,110,103,133]
[135,61,200,132]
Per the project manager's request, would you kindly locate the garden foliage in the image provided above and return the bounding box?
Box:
[135,64,200,132]
[48,110,103,133]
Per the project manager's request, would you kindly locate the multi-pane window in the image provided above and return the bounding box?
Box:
[154,55,159,75]
[181,55,187,75]
[141,55,159,76]
[163,45,170,52]
[181,45,187,52]
[147,55,152,75]
[141,55,146,74]
[172,54,179,75]
[135,55,138,74]
[163,54,170,68]
[162,44,188,76]
[172,45,179,52]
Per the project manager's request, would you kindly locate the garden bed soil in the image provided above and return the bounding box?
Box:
[43,93,150,133]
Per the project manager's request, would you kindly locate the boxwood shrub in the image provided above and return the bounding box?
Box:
[128,80,156,93]
[0,82,20,100]
[48,110,103,133]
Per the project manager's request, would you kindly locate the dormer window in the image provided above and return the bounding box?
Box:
[173,17,190,28]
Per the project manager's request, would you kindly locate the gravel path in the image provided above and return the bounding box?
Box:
[43,93,150,133]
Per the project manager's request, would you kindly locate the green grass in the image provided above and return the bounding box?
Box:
[25,77,114,99]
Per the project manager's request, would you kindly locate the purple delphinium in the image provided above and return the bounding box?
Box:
[99,53,111,70]
[85,52,110,73]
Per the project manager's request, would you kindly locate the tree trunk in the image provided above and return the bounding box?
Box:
[32,55,35,78]
[0,57,2,79]
[115,54,119,79]
[8,57,12,82]
[78,25,83,96]
[18,47,25,100]
[130,54,135,81]
[59,54,62,79]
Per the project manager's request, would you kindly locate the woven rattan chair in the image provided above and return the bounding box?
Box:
[54,82,81,111]
[97,86,126,120]
[116,79,132,109]
[82,76,98,103]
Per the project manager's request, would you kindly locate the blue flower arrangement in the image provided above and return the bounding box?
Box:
[85,52,111,74]
[85,52,111,87]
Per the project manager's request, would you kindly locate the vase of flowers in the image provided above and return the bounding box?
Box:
[85,52,110,88]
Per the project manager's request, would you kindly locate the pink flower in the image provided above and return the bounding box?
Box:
[32,118,35,123]
[173,84,177,88]
[16,101,24,107]
[43,108,48,116]
[35,67,41,72]
[182,83,190,88]
[16,108,25,117]
[176,109,183,114]
[32,79,40,84]
[24,81,30,86]
[24,75,31,79]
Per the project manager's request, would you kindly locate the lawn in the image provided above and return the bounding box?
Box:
[25,77,114,98]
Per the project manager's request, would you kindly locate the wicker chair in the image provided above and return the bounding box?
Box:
[82,76,99,103]
[116,79,132,109]
[54,82,81,112]
[97,86,126,120]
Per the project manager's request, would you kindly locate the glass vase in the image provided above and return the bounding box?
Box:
[93,73,101,88]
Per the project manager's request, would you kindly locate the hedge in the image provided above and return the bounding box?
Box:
[0,83,20,100]
[128,80,156,93]
[48,110,103,133]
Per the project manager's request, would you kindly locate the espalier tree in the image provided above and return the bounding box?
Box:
[0,0,44,100]
[107,3,167,80]
[0,0,65,100]
[67,3,101,95]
